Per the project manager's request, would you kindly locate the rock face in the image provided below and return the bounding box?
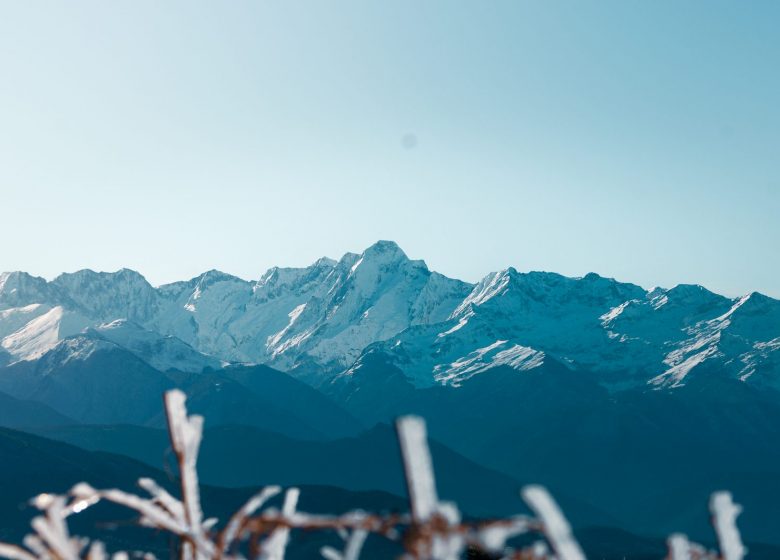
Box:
[1,241,778,391]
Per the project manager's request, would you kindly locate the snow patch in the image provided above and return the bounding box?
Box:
[434,341,544,387]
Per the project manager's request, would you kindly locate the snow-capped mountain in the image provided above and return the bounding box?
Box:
[1,241,778,391]
[0,242,473,376]
[145,241,472,375]
[337,267,780,391]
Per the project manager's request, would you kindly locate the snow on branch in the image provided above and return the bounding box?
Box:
[710,492,747,560]
[521,486,585,560]
[259,487,299,560]
[397,416,439,522]
[0,390,751,560]
[663,492,747,560]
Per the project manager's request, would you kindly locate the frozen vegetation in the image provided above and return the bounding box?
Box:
[0,390,748,560]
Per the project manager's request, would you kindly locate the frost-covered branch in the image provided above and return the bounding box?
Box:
[164,390,210,560]
[710,492,746,560]
[216,486,281,558]
[319,512,369,560]
[259,487,299,560]
[0,489,105,560]
[0,390,751,560]
[521,485,585,560]
[664,492,747,560]
[397,416,439,523]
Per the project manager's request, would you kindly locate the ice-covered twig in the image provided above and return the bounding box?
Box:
[396,416,439,523]
[216,486,281,558]
[709,492,746,560]
[0,489,107,560]
[666,535,711,560]
[137,478,185,520]
[164,390,209,560]
[320,523,369,560]
[476,516,534,553]
[667,533,693,560]
[0,543,37,560]
[85,541,106,560]
[396,416,470,559]
[521,485,585,560]
[665,492,747,560]
[260,488,300,560]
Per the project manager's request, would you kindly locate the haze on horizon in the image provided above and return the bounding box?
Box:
[1,1,778,298]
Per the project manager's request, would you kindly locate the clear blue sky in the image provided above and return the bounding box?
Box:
[1,1,778,297]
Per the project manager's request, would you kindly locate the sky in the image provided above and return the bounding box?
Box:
[0,1,778,297]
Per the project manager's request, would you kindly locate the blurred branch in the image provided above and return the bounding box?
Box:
[0,390,749,560]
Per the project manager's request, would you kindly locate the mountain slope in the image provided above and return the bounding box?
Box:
[0,336,175,424]
[340,267,780,390]
[0,335,360,439]
[329,353,780,546]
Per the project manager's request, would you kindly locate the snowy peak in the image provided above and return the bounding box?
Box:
[353,240,418,269]
[343,242,429,295]
[192,269,247,289]
[459,268,643,309]
[342,240,429,295]
[254,259,335,302]
[731,291,779,315]
[665,283,724,302]
[260,241,471,372]
[452,268,645,326]
[717,292,780,342]
[52,268,151,292]
[362,239,409,258]
[180,270,250,313]
[507,270,645,308]
[649,284,730,313]
[0,272,55,309]
[51,268,158,322]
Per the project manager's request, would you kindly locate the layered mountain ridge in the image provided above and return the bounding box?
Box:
[2,242,780,550]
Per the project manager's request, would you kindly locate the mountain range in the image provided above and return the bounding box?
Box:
[1,240,778,390]
[1,241,779,557]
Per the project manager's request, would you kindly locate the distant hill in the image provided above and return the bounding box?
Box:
[0,390,75,429]
[30,421,612,525]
